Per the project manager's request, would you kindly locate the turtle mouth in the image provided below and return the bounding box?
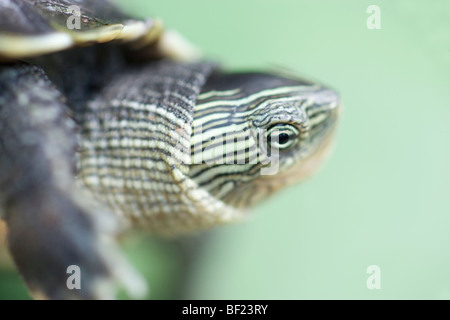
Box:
[256,104,341,191]
[209,104,341,209]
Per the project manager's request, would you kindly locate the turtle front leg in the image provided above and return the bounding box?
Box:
[0,63,145,299]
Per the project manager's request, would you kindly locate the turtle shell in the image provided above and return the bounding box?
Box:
[0,0,199,61]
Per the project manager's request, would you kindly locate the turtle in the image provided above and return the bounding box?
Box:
[0,0,341,299]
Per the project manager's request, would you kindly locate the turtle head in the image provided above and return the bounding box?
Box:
[190,71,340,208]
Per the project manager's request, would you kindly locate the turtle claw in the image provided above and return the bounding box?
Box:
[0,63,147,300]
[5,187,147,300]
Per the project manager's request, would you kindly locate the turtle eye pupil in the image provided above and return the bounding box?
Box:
[266,123,301,151]
[278,132,290,145]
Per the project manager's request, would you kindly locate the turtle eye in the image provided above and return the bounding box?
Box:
[267,124,300,151]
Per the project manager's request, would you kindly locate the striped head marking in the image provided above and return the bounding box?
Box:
[190,71,340,208]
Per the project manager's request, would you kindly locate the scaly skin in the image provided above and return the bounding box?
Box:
[0,0,341,300]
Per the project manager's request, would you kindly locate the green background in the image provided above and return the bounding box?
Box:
[1,0,449,299]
